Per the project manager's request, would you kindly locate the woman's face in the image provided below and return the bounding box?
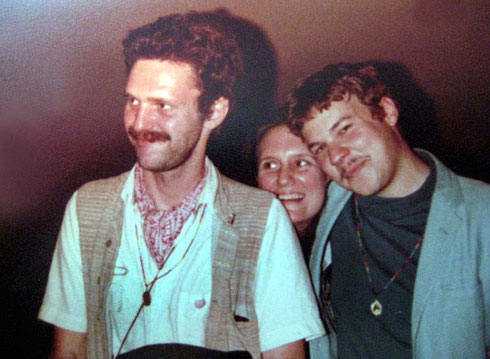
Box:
[257,125,328,234]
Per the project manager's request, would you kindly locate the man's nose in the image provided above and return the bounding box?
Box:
[328,143,349,166]
[132,105,154,131]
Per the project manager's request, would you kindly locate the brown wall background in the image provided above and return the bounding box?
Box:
[0,1,488,354]
[1,0,489,222]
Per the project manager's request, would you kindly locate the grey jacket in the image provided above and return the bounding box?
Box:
[309,151,490,358]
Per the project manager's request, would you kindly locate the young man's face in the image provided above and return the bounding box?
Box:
[124,59,206,173]
[302,95,403,197]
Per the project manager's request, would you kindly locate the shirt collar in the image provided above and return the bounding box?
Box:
[120,158,218,209]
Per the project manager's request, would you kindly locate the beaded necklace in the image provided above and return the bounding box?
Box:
[354,195,424,316]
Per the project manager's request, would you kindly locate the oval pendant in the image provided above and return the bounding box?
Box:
[370,299,382,316]
[143,290,151,306]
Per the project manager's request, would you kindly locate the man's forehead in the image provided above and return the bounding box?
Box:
[306,102,342,127]
[129,59,200,83]
[126,59,202,97]
[301,115,324,144]
[309,96,353,116]
[301,100,349,141]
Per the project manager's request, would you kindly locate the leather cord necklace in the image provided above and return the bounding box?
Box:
[136,203,207,306]
[117,203,207,357]
[354,195,424,316]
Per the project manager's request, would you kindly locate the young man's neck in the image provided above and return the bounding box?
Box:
[378,146,431,198]
[142,157,207,210]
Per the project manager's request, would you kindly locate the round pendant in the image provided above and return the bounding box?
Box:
[370,299,382,316]
[143,290,151,306]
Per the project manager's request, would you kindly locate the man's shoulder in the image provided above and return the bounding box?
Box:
[213,174,278,226]
[432,156,490,218]
[77,171,131,196]
[219,174,276,203]
[455,174,490,193]
[453,175,490,212]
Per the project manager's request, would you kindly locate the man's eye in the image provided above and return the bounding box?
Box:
[312,144,326,155]
[126,97,138,106]
[339,124,352,135]
[158,103,171,111]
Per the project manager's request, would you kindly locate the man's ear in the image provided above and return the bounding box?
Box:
[379,96,399,127]
[204,97,229,130]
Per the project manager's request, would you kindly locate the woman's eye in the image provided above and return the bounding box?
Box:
[297,159,310,167]
[262,161,278,170]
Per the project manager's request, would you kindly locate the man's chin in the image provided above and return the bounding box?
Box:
[137,160,166,173]
[338,177,375,196]
[137,158,182,174]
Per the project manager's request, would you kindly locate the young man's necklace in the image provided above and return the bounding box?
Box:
[353,195,424,316]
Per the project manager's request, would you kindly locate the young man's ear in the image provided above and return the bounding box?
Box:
[379,96,399,127]
[204,97,229,130]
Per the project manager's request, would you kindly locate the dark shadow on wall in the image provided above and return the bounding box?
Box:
[0,129,135,358]
[371,61,489,183]
[204,9,279,186]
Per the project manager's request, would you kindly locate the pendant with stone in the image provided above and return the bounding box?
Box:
[143,290,151,306]
[370,299,382,316]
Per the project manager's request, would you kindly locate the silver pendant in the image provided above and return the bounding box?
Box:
[370,299,382,316]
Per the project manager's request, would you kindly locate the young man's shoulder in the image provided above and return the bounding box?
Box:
[454,175,490,215]
[455,174,490,196]
[432,156,490,223]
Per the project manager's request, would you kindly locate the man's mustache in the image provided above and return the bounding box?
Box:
[128,127,171,142]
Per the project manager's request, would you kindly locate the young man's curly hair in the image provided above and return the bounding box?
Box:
[288,63,395,136]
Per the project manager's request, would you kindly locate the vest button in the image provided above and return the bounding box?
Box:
[195,298,206,308]
[105,240,112,247]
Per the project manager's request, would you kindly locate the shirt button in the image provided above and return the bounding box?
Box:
[105,240,112,247]
[195,298,206,308]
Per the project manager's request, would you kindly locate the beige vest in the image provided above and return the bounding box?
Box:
[76,170,274,359]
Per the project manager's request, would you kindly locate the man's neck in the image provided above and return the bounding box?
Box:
[142,159,207,210]
[377,146,431,198]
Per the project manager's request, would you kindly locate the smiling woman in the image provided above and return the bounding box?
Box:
[256,114,328,259]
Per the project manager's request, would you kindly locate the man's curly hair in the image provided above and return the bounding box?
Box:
[123,9,244,117]
[288,63,395,136]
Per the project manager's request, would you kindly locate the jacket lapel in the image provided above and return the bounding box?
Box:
[310,184,351,295]
[411,152,463,343]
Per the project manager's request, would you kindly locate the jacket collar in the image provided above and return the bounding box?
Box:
[310,183,351,293]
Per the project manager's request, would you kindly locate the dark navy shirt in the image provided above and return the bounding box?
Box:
[328,165,435,358]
